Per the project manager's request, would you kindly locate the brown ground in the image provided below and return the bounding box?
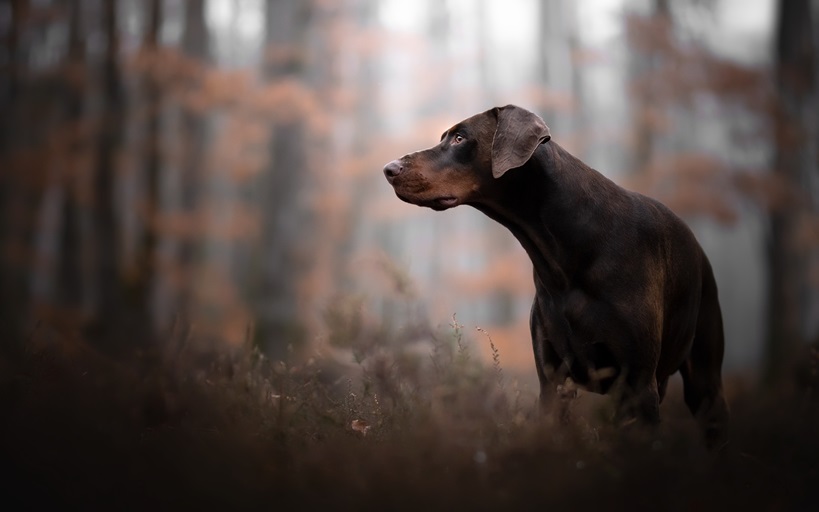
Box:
[2,326,817,511]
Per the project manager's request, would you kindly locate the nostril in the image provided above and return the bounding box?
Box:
[383,160,403,179]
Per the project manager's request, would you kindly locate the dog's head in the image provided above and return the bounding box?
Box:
[383,105,551,211]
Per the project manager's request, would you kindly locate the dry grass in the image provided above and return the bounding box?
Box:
[2,318,818,511]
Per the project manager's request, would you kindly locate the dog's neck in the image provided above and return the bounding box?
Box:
[472,141,611,292]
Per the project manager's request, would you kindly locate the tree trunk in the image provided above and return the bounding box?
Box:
[765,0,817,382]
[0,0,28,344]
[627,0,671,179]
[537,0,559,127]
[0,0,24,150]
[176,0,209,319]
[56,0,85,312]
[134,0,162,328]
[90,0,124,341]
[250,1,312,355]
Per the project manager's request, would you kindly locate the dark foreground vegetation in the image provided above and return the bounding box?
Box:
[2,322,818,511]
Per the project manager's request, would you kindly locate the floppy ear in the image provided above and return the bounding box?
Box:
[491,105,551,179]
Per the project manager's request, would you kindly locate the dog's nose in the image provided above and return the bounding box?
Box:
[383,160,404,179]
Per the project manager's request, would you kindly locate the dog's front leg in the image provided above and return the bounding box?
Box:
[530,297,572,423]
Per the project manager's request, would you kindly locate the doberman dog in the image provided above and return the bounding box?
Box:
[384,105,729,448]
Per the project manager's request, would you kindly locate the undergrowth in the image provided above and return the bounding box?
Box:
[1,313,818,511]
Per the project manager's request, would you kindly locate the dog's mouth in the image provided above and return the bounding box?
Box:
[397,192,459,210]
[434,197,459,208]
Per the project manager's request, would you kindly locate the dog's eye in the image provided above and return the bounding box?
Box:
[452,134,465,144]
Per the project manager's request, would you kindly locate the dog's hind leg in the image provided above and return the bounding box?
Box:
[681,258,729,450]
[680,356,728,451]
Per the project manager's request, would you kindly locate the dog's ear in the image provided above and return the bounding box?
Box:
[491,105,551,179]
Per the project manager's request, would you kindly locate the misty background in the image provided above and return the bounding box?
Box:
[1,0,817,381]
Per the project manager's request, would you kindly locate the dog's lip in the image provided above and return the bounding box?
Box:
[394,191,459,209]
[435,197,458,207]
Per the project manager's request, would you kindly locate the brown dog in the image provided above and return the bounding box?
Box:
[384,105,728,448]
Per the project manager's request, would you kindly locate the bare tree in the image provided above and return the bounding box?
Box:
[134,0,163,325]
[0,0,28,343]
[249,1,314,354]
[765,0,817,381]
[90,0,125,339]
[626,0,671,178]
[56,0,86,313]
[176,0,210,318]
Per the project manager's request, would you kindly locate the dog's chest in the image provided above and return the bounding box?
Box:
[554,288,623,386]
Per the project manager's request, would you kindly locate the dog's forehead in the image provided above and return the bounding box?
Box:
[460,110,494,128]
[441,110,494,138]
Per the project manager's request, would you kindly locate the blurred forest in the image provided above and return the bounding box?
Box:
[0,0,817,381]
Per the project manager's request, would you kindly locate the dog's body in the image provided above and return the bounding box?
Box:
[384,105,728,447]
